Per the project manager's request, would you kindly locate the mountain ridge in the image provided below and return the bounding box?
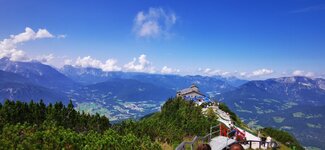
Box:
[219,76,325,149]
[0,58,79,91]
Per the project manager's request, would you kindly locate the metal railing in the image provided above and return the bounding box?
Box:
[238,140,279,149]
[175,123,280,150]
[175,124,220,150]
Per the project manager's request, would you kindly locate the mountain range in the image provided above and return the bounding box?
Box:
[219,76,325,149]
[0,58,324,149]
[60,65,245,93]
[0,58,78,91]
[0,58,242,120]
[0,69,68,104]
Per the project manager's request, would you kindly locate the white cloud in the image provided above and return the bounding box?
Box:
[161,66,180,74]
[292,70,315,77]
[64,59,73,65]
[72,55,179,74]
[0,27,55,61]
[237,68,274,78]
[72,55,180,74]
[197,67,276,79]
[133,7,177,38]
[0,48,28,61]
[75,56,121,71]
[35,29,54,39]
[220,72,230,76]
[9,27,53,44]
[305,72,315,77]
[292,70,304,76]
[250,68,274,77]
[200,68,274,79]
[200,68,230,76]
[76,56,102,68]
[239,72,247,77]
[203,68,212,74]
[124,54,155,73]
[36,53,54,63]
[101,59,121,71]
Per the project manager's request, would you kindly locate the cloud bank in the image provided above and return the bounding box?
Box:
[71,54,179,74]
[123,54,155,73]
[199,68,274,79]
[250,68,274,77]
[0,27,55,61]
[161,66,180,74]
[292,70,315,77]
[75,56,121,71]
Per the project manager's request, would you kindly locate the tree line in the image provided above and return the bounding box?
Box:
[0,98,218,149]
[0,100,160,149]
[0,100,110,133]
[114,97,219,146]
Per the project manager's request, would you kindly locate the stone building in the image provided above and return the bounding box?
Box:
[176,84,205,98]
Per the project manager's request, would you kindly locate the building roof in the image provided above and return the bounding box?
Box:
[179,89,204,96]
[177,84,205,96]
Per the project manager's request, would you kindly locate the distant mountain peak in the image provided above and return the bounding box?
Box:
[0,59,78,91]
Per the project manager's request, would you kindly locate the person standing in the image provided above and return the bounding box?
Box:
[266,136,272,148]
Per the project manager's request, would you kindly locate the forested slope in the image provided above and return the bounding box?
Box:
[0,98,303,149]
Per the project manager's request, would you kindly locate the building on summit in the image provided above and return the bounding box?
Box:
[176,84,205,98]
[176,84,211,105]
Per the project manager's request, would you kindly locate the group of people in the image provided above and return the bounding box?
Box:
[195,103,274,150]
[197,143,244,150]
[228,127,237,139]
[227,125,247,142]
[260,136,273,147]
[196,127,274,150]
[258,131,273,147]
[197,125,245,150]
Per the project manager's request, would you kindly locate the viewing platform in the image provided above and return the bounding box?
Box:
[175,85,279,150]
[209,136,236,150]
[175,122,279,150]
[175,107,279,150]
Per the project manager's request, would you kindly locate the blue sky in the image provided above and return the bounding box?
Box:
[0,0,325,79]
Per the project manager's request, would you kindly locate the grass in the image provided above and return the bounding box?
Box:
[159,142,173,150]
[279,144,294,150]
